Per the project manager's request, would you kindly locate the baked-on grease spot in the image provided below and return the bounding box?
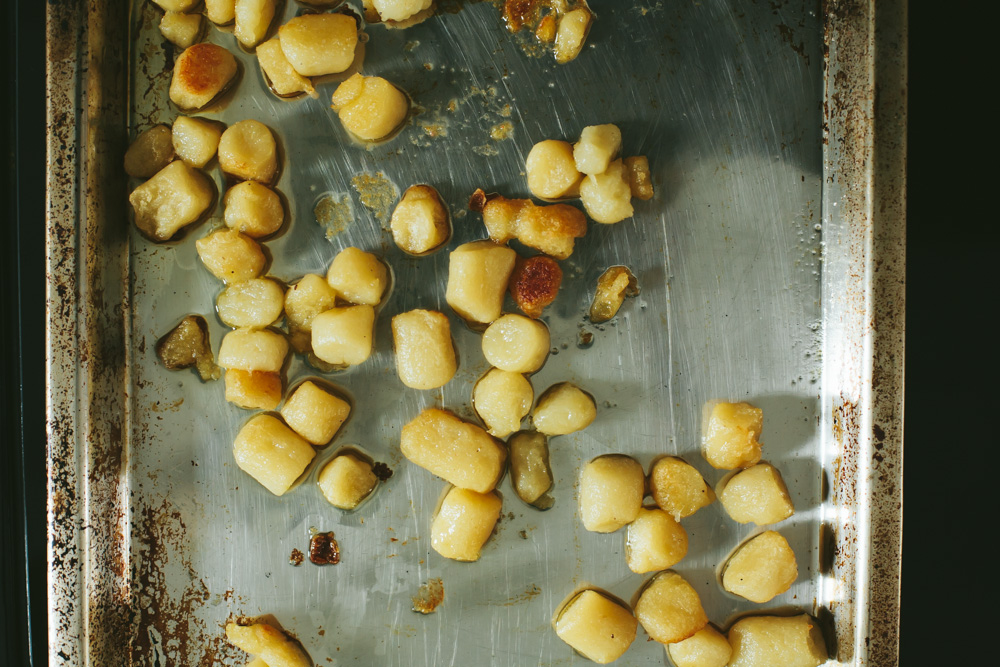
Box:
[351,172,399,224]
[289,549,304,566]
[372,461,393,481]
[309,532,341,565]
[314,193,353,239]
[412,578,444,614]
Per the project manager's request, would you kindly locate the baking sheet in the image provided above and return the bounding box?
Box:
[44,0,905,665]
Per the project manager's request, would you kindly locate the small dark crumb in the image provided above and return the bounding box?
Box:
[519,530,528,539]
[372,462,393,481]
[289,549,304,566]
[412,578,445,614]
[309,532,341,565]
[390,537,398,542]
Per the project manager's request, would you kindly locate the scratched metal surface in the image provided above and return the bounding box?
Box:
[44,0,904,665]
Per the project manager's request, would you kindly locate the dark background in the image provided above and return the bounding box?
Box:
[1,0,991,664]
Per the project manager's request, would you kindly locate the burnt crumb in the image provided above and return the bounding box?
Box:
[289,549,304,566]
[412,578,444,614]
[519,530,528,539]
[372,462,393,481]
[577,329,594,348]
[309,532,341,565]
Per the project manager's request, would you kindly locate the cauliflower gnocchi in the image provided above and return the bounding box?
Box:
[717,463,795,525]
[234,0,276,48]
[702,400,764,470]
[634,571,708,645]
[256,37,316,98]
[130,161,213,241]
[666,625,733,667]
[331,74,410,142]
[318,451,378,509]
[533,382,596,435]
[579,455,644,533]
[124,124,175,179]
[473,368,533,438]
[224,180,284,238]
[284,274,337,352]
[233,414,315,496]
[471,189,588,260]
[525,139,582,199]
[400,408,506,493]
[554,589,637,664]
[171,116,223,168]
[218,119,278,183]
[445,241,517,325]
[159,11,203,49]
[722,530,798,603]
[205,0,237,25]
[195,229,266,283]
[390,184,451,254]
[648,456,715,520]
[280,380,351,445]
[431,486,502,561]
[625,507,689,573]
[372,0,433,22]
[224,369,282,410]
[624,155,654,200]
[310,305,376,367]
[554,6,593,64]
[226,620,311,667]
[169,43,238,110]
[726,615,828,667]
[326,247,389,306]
[579,159,634,224]
[481,314,550,374]
[392,309,457,390]
[279,13,359,77]
[218,328,288,373]
[216,278,284,328]
[574,124,622,176]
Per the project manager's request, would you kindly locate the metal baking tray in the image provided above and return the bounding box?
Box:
[44,0,905,665]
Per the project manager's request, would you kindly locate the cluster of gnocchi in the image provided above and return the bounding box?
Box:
[554,402,823,666]
[526,123,653,224]
[501,0,595,64]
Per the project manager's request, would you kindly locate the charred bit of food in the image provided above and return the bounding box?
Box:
[309,532,341,565]
[509,254,562,319]
[589,266,638,323]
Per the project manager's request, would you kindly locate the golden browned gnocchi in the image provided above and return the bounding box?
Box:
[579,455,644,533]
[151,0,199,12]
[372,0,433,22]
[574,124,622,176]
[391,309,457,390]
[233,414,315,496]
[589,265,639,323]
[702,400,764,469]
[625,507,689,573]
[390,184,451,255]
[169,43,238,110]
[331,74,410,142]
[318,451,378,509]
[716,463,795,525]
[310,305,376,367]
[648,456,715,520]
[224,369,281,410]
[284,274,338,352]
[624,155,654,200]
[218,119,279,183]
[445,241,517,325]
[280,380,351,446]
[533,382,596,435]
[473,368,533,438]
[279,13,359,77]
[553,6,593,64]
[430,486,502,561]
[195,229,266,283]
[554,589,637,664]
[726,615,828,667]
[218,328,288,373]
[400,408,506,493]
[722,530,798,603]
[634,571,708,645]
[471,190,588,260]
[579,159,634,224]
[205,0,236,25]
[130,161,214,241]
[224,181,284,238]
